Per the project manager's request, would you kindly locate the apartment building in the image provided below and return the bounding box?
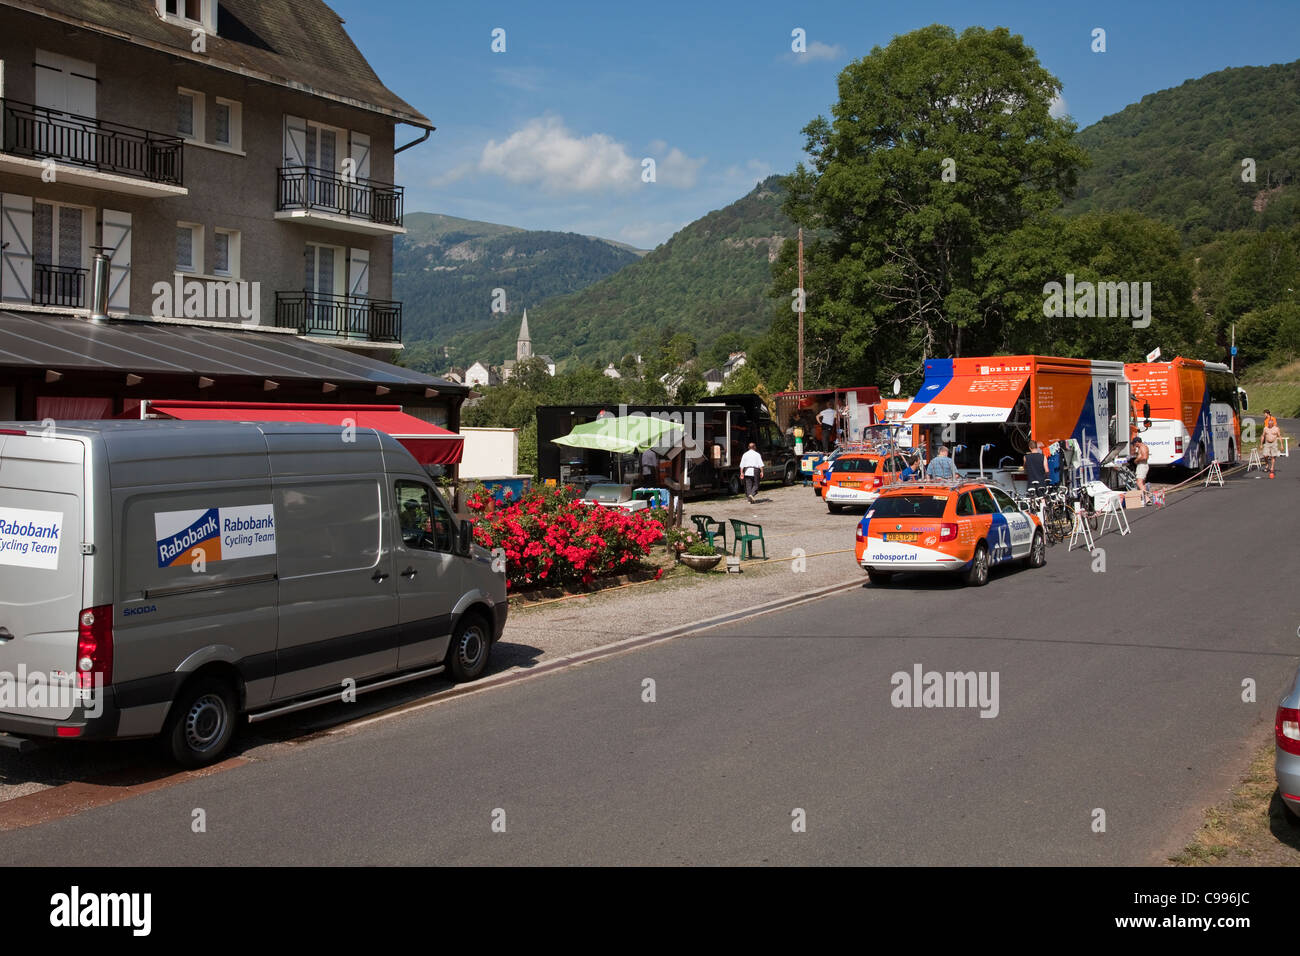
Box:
[0,0,467,431]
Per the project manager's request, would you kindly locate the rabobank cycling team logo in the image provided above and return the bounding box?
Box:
[154,505,275,568]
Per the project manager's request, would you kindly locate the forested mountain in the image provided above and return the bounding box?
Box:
[1065,60,1300,239]
[393,214,643,369]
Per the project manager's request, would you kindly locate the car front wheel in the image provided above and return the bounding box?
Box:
[163,676,237,767]
[446,613,492,682]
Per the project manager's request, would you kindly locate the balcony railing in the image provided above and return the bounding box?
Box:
[34,264,87,308]
[275,291,402,344]
[1,98,184,185]
[277,166,404,227]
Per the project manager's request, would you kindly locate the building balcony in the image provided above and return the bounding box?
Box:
[275,166,405,236]
[33,263,88,308]
[0,98,187,198]
[275,291,402,344]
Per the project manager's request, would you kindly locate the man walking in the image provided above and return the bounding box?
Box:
[1261,411,1282,479]
[740,441,764,503]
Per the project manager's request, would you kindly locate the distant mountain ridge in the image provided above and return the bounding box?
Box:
[393,214,645,358]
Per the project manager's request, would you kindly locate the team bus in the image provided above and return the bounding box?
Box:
[1123,358,1246,468]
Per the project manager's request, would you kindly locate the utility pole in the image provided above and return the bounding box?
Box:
[797,227,805,391]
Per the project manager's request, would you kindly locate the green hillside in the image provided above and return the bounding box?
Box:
[393,214,643,369]
[508,175,795,369]
[1066,60,1300,239]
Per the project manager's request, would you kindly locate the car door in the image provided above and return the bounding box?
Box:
[970,487,1011,564]
[393,480,462,669]
[989,487,1034,557]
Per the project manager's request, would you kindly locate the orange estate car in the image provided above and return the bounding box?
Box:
[822,450,910,513]
[855,481,1045,587]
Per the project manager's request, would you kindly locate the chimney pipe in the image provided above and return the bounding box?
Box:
[89,245,112,322]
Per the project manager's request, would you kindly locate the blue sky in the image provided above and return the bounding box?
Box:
[333,0,1300,249]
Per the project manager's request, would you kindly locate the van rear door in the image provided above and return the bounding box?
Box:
[0,433,84,720]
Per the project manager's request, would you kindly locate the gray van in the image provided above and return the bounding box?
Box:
[0,420,506,765]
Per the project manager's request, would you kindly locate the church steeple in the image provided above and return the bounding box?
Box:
[516,309,532,361]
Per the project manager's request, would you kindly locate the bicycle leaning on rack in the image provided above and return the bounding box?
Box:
[1012,483,1077,545]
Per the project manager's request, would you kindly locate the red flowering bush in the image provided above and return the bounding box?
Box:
[465,484,665,590]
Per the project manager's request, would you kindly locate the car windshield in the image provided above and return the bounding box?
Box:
[868,494,949,518]
[833,458,878,473]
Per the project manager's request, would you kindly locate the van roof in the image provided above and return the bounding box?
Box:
[1,419,420,472]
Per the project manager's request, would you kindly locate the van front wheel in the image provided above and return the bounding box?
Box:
[446,613,492,682]
[163,677,236,767]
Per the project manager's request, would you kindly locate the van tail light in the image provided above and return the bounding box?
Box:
[1277,707,1300,756]
[0,428,27,436]
[873,476,882,488]
[77,605,113,689]
[939,523,958,541]
[1174,436,1184,454]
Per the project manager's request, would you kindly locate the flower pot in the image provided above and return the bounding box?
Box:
[679,553,722,572]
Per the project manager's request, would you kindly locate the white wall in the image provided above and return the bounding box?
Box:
[459,427,519,478]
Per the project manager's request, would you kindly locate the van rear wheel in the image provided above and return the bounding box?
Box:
[163,677,236,767]
[446,613,492,682]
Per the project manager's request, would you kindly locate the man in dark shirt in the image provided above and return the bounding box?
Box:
[1024,440,1049,490]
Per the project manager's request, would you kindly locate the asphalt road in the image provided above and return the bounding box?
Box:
[2,464,1297,865]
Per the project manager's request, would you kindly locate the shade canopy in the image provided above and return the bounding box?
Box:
[904,359,1032,425]
[141,400,463,465]
[552,415,685,454]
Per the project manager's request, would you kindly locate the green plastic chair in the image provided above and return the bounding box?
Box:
[691,514,726,550]
[729,519,767,560]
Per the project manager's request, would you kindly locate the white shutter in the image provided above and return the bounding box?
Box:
[348,247,369,337]
[1,194,34,305]
[349,132,371,180]
[348,131,371,215]
[284,115,308,167]
[348,247,369,298]
[102,209,132,312]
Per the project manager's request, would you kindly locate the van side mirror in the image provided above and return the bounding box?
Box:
[458,520,473,555]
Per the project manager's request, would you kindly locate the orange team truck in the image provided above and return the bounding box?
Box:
[1123,357,1246,469]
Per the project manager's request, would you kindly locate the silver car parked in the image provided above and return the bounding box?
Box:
[1276,662,1300,823]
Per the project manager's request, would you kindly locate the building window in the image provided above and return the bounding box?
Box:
[213,97,241,150]
[213,229,240,277]
[177,88,203,140]
[158,0,214,33]
[176,223,202,274]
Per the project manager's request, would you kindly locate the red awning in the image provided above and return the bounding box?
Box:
[140,401,463,465]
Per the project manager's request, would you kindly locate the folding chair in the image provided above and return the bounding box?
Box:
[1067,501,1095,552]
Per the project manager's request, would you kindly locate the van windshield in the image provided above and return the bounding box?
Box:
[868,495,949,519]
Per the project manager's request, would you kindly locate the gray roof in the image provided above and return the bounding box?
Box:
[0,311,466,392]
[2,0,431,126]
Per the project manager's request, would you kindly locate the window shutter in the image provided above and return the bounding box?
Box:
[1,194,34,304]
[284,115,307,167]
[102,209,132,311]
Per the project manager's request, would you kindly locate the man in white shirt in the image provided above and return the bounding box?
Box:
[640,446,658,488]
[817,406,836,451]
[739,441,764,503]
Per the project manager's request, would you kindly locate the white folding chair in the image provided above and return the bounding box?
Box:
[1086,481,1130,537]
[1247,448,1263,472]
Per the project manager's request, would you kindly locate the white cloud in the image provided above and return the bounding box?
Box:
[787,40,845,64]
[1049,92,1068,119]
[724,159,774,185]
[477,117,702,193]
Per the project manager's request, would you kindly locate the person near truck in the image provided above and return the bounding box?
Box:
[640,446,659,488]
[1130,434,1151,504]
[817,405,836,451]
[740,441,764,503]
[1024,440,1049,492]
[1261,411,1282,479]
[926,445,957,481]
